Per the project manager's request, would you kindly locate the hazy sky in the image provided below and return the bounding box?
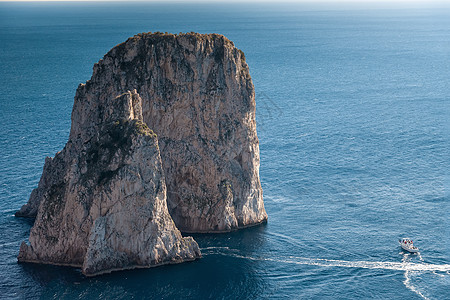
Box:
[0,0,447,2]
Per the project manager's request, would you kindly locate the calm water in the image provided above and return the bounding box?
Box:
[1,2,449,299]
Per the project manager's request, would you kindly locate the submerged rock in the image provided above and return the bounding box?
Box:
[17,32,267,233]
[18,91,200,276]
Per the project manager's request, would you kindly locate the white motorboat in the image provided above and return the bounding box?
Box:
[398,238,419,253]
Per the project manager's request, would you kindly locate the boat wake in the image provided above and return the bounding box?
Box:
[402,252,431,300]
[202,247,450,299]
[202,247,450,272]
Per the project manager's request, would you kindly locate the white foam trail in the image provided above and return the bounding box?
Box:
[403,269,430,300]
[418,253,425,262]
[402,254,430,300]
[205,248,449,299]
[212,252,450,272]
[205,247,450,272]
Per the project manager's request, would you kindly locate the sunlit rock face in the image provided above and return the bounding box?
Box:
[83,32,267,232]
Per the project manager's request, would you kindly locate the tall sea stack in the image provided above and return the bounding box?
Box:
[18,32,267,275]
[17,32,267,233]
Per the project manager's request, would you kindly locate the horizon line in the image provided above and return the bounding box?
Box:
[0,0,447,2]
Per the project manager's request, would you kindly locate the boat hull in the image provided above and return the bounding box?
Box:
[399,242,419,253]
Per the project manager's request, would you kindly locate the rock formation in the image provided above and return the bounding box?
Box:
[17,32,267,233]
[18,90,200,276]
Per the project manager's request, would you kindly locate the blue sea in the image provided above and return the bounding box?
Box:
[0,1,449,299]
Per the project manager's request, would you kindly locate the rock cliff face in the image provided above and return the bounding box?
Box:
[17,32,267,233]
[18,90,200,276]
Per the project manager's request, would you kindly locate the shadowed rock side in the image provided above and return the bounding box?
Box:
[18,91,201,276]
[17,32,267,232]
